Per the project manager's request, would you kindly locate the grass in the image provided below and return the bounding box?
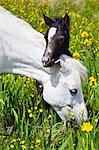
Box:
[0,0,99,149]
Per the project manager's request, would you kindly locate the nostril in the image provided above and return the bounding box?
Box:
[47,57,50,63]
[42,56,51,67]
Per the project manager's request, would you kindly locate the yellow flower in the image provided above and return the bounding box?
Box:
[47,129,50,133]
[36,139,41,144]
[34,106,37,110]
[71,112,75,116]
[73,51,80,60]
[21,145,26,150]
[40,18,44,27]
[95,118,98,123]
[77,14,81,18]
[39,109,43,113]
[41,0,45,7]
[22,76,26,81]
[81,122,93,132]
[89,76,96,87]
[84,39,89,44]
[28,109,32,113]
[71,112,75,120]
[10,144,14,148]
[89,33,93,37]
[11,139,16,143]
[84,39,92,46]
[39,84,42,88]
[89,76,94,81]
[29,113,33,118]
[30,93,34,97]
[20,140,25,145]
[24,84,27,87]
[80,29,83,34]
[39,28,43,33]
[67,106,72,111]
[81,31,88,38]
[48,114,52,119]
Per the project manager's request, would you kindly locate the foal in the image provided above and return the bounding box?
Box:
[42,14,72,67]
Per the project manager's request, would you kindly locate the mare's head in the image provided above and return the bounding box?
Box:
[42,14,70,67]
[43,55,88,125]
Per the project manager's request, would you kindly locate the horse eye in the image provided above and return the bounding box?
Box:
[59,36,64,40]
[70,89,77,96]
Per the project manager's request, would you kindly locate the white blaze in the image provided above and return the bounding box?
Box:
[48,27,57,42]
[46,27,57,53]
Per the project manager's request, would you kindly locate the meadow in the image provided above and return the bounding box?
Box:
[0,0,99,149]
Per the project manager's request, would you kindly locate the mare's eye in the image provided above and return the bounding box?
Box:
[70,89,77,96]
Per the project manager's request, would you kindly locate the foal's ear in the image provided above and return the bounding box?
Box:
[43,14,55,26]
[63,14,70,29]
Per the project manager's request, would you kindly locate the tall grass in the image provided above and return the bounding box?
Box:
[0,0,99,149]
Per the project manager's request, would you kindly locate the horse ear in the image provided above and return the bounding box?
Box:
[43,14,55,26]
[63,14,70,29]
[55,59,71,74]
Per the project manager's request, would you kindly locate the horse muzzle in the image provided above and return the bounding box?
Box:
[42,56,54,67]
[59,102,88,126]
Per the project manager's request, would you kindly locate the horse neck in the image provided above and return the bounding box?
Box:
[0,39,50,84]
[0,6,53,85]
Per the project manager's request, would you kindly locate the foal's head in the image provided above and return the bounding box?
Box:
[42,14,71,67]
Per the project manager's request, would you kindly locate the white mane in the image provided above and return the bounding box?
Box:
[59,55,87,81]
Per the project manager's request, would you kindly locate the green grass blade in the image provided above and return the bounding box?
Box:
[59,134,72,150]
[11,108,18,124]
